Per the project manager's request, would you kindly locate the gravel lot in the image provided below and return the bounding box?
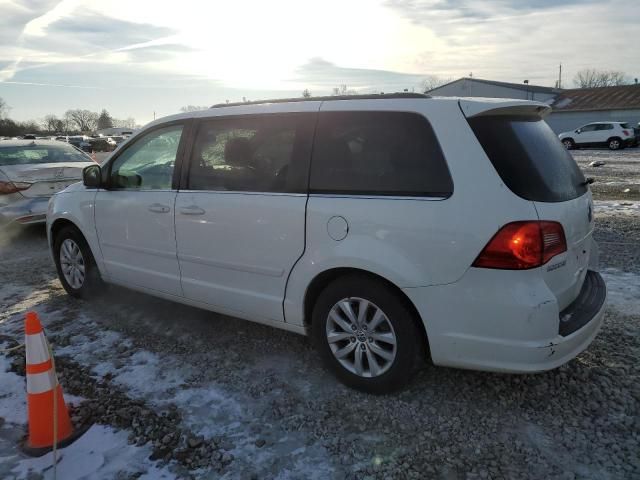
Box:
[0,149,639,480]
[572,148,640,201]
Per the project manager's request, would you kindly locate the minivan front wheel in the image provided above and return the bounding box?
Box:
[54,226,102,298]
[312,275,420,393]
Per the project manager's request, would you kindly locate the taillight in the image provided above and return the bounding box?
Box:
[473,221,567,270]
[0,180,32,195]
[623,130,630,136]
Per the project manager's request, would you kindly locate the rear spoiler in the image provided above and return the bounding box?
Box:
[459,98,552,119]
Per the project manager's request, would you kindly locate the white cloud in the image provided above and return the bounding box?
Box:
[23,0,82,37]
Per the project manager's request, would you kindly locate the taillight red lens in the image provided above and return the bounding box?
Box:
[0,180,32,195]
[473,221,567,270]
[623,130,630,136]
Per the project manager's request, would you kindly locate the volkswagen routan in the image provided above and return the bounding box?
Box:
[47,94,607,393]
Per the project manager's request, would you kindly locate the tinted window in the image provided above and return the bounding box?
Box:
[187,114,313,193]
[620,123,630,129]
[0,143,91,166]
[468,115,587,202]
[310,112,452,196]
[580,124,596,132]
[110,125,183,189]
[595,124,613,130]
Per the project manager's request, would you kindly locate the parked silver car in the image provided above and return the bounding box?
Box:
[0,140,95,225]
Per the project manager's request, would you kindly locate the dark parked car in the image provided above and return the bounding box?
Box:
[87,137,115,152]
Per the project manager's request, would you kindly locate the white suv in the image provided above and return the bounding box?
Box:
[47,94,606,393]
[558,121,635,150]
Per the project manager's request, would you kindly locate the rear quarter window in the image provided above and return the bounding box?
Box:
[467,115,587,202]
[310,111,452,197]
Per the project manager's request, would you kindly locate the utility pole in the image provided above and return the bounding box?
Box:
[558,63,562,89]
[153,111,156,120]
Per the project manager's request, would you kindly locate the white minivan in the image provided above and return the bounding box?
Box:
[47,94,606,393]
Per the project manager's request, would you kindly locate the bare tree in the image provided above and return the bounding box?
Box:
[302,89,312,98]
[332,84,358,96]
[42,114,65,133]
[573,69,631,88]
[65,109,99,132]
[0,97,9,119]
[180,105,208,113]
[420,75,453,93]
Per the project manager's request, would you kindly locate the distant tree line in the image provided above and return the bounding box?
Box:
[573,69,633,88]
[0,98,138,137]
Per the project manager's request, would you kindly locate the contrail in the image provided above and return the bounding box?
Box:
[1,80,104,89]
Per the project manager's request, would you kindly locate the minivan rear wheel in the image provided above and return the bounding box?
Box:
[311,275,420,393]
[54,226,102,298]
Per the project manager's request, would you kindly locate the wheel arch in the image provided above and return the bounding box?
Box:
[50,218,82,248]
[303,267,430,358]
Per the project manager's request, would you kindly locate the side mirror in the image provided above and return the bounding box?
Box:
[83,164,101,188]
[575,129,581,134]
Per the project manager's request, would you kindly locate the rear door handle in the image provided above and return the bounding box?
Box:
[179,205,205,215]
[148,203,171,213]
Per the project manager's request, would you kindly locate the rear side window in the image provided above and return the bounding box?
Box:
[468,115,587,202]
[310,111,452,196]
[187,113,314,193]
[0,144,90,166]
[595,124,613,130]
[620,123,630,129]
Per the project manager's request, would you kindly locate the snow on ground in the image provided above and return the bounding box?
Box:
[10,426,175,480]
[0,345,175,480]
[601,269,640,317]
[594,200,640,217]
[0,355,26,425]
[1,299,336,479]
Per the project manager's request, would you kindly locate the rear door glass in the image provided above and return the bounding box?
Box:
[310,111,452,196]
[467,115,587,202]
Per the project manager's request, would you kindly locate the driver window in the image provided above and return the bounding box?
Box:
[110,125,183,189]
[580,125,596,132]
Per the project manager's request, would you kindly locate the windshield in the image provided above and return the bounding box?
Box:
[0,144,91,166]
[468,115,587,202]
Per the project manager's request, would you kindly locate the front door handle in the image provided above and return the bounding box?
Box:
[179,205,205,215]
[148,203,171,213]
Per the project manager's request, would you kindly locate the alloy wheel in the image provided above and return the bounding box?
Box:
[60,238,85,289]
[325,297,397,378]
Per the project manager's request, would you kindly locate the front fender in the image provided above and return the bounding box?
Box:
[47,189,104,275]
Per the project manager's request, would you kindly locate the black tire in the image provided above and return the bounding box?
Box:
[562,138,574,150]
[608,137,622,150]
[311,274,422,394]
[53,225,102,298]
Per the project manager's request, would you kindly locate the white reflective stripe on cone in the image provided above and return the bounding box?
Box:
[25,332,50,365]
[27,369,58,394]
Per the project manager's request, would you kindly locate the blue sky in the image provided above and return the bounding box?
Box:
[0,0,638,125]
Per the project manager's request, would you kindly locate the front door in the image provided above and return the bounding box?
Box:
[95,123,186,296]
[575,124,597,146]
[175,111,316,322]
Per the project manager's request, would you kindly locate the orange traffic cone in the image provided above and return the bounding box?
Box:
[24,311,74,450]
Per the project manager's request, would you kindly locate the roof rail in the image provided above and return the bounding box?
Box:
[210,92,430,108]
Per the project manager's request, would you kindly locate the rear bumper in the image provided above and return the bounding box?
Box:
[404,269,606,373]
[0,196,49,225]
